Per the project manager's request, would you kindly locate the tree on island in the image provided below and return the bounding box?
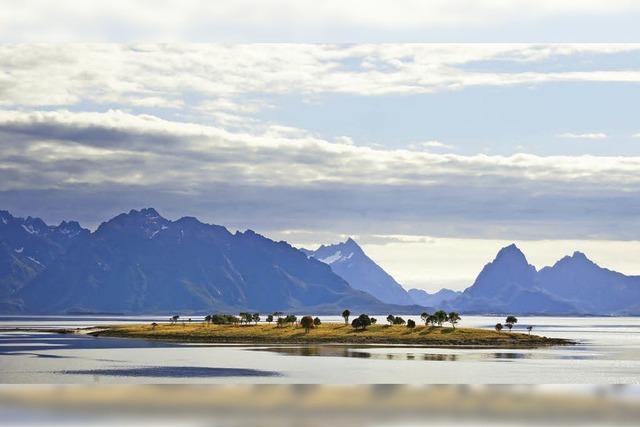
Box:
[420,312,430,325]
[495,323,503,332]
[386,314,395,325]
[393,316,406,325]
[170,315,179,325]
[505,316,518,332]
[527,325,533,335]
[407,319,416,329]
[285,314,297,326]
[238,312,249,324]
[252,313,260,325]
[434,310,448,326]
[427,315,436,326]
[448,312,461,329]
[300,316,314,333]
[342,309,351,325]
[370,317,377,324]
[266,314,274,324]
[313,317,321,327]
[151,322,158,329]
[204,314,212,324]
[351,314,372,330]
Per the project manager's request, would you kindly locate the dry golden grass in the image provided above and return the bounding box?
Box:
[94,322,570,347]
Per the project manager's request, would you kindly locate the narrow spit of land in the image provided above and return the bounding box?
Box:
[89,323,572,348]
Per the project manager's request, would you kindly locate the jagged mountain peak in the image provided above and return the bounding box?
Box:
[551,250,598,269]
[495,243,527,260]
[343,236,359,246]
[96,207,170,238]
[305,237,414,306]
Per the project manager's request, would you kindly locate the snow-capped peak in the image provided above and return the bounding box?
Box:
[318,250,354,264]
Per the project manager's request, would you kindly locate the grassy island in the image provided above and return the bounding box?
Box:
[90,323,571,348]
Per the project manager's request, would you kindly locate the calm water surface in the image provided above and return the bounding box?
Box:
[1,315,639,383]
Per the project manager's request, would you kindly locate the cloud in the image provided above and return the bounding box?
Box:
[2,1,640,42]
[2,109,640,189]
[1,109,640,241]
[2,45,640,113]
[557,132,608,139]
[408,140,454,151]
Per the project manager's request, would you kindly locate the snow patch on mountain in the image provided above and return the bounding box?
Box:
[21,224,37,235]
[319,250,353,264]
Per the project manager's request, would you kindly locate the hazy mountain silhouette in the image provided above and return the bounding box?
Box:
[537,251,640,314]
[302,238,415,305]
[408,288,461,307]
[448,244,640,315]
[449,244,578,314]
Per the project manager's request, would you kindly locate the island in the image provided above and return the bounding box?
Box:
[89,322,571,348]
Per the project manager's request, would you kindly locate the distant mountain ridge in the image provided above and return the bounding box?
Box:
[2,208,425,314]
[301,238,415,306]
[1,208,639,315]
[447,244,640,315]
[407,288,461,307]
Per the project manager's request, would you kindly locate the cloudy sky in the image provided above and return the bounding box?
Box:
[1,2,640,291]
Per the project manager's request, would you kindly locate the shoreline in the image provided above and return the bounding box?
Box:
[71,323,573,348]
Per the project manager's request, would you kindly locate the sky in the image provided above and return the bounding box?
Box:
[1,2,640,292]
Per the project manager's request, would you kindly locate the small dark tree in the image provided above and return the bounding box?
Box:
[252,313,260,325]
[358,314,372,330]
[420,312,429,325]
[313,317,321,327]
[407,319,416,329]
[151,322,158,329]
[505,316,518,332]
[386,314,395,325]
[393,316,406,325]
[204,314,212,324]
[170,315,179,325]
[285,314,297,326]
[495,323,504,332]
[342,309,351,325]
[427,315,436,326]
[370,317,377,325]
[266,314,274,324]
[434,310,448,326]
[448,312,461,329]
[527,325,533,335]
[351,317,363,330]
[505,323,513,332]
[300,316,314,333]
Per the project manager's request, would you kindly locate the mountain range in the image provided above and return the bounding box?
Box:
[446,244,640,315]
[0,208,424,314]
[1,208,639,315]
[297,240,640,315]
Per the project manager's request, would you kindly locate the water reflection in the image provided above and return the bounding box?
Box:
[254,345,462,361]
[63,366,281,378]
[253,345,596,362]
